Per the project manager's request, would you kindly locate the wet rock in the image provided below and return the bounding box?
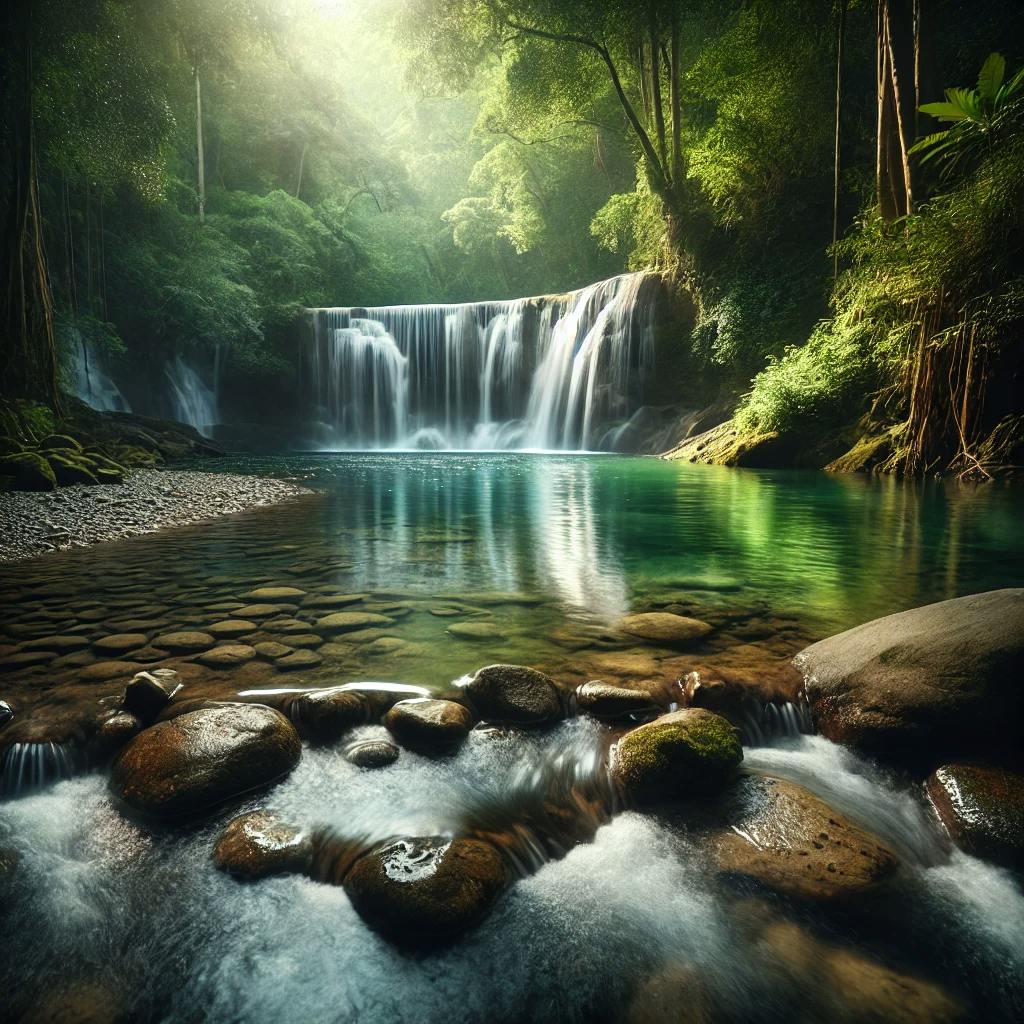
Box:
[152,630,215,653]
[121,669,178,721]
[0,700,12,726]
[197,644,257,668]
[19,978,129,1024]
[343,836,507,948]
[462,664,563,725]
[213,810,312,879]
[89,711,144,760]
[797,589,1024,764]
[345,739,400,768]
[627,963,711,1024]
[275,649,323,671]
[254,641,293,660]
[926,763,1024,869]
[243,586,306,601]
[712,776,897,901]
[576,680,660,721]
[447,621,506,641]
[0,451,56,490]
[316,611,395,634]
[611,709,742,803]
[92,633,149,655]
[110,703,301,818]
[615,612,714,647]
[288,688,372,742]
[384,698,474,754]
[364,637,405,656]
[207,619,259,637]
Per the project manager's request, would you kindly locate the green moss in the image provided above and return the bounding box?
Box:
[0,451,57,491]
[39,433,84,453]
[0,400,57,446]
[615,709,742,802]
[46,452,99,486]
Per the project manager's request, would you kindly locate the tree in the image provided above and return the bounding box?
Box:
[876,0,917,220]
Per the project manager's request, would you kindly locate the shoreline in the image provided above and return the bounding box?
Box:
[0,467,313,564]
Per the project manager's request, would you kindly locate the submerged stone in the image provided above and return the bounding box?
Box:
[926,763,1024,869]
[110,703,301,818]
[152,631,215,653]
[343,836,507,948]
[611,708,742,803]
[316,611,395,634]
[197,644,257,668]
[712,775,897,901]
[243,586,307,601]
[462,664,562,725]
[615,612,714,647]
[275,649,323,671]
[447,621,506,641]
[92,633,149,655]
[345,739,400,768]
[207,619,259,637]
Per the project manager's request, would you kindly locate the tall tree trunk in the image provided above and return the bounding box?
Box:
[833,0,847,275]
[0,0,61,408]
[669,10,683,193]
[648,15,668,170]
[876,0,915,220]
[196,68,206,223]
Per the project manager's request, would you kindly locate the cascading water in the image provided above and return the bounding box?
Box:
[68,330,131,413]
[165,355,219,438]
[306,273,657,450]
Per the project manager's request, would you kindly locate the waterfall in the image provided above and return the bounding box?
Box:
[306,273,656,450]
[68,330,131,413]
[165,355,219,438]
[0,741,80,796]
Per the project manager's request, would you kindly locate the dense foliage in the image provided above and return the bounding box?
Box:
[3,0,1023,471]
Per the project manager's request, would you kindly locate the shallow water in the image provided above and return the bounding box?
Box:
[2,729,1022,1022]
[2,454,1023,1020]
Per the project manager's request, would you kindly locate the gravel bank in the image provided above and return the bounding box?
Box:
[0,468,312,563]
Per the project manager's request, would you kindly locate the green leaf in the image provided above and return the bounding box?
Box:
[919,101,968,121]
[908,130,950,156]
[977,52,1005,101]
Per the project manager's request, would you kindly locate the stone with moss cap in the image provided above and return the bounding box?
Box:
[611,708,742,803]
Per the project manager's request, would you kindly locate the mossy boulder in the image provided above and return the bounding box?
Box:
[0,451,57,490]
[38,433,83,452]
[46,451,99,486]
[611,708,742,804]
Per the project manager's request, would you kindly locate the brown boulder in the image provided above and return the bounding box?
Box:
[796,589,1024,764]
[287,687,372,742]
[712,775,897,901]
[110,703,301,818]
[213,810,312,879]
[384,698,474,754]
[926,763,1024,869]
[343,835,507,947]
[345,739,400,768]
[462,664,563,725]
[576,680,660,721]
[615,612,713,647]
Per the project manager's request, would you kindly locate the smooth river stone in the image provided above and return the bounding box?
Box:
[234,604,289,619]
[197,645,257,668]
[243,587,307,601]
[79,660,143,682]
[207,620,259,638]
[21,635,91,652]
[275,650,323,671]
[152,631,216,653]
[93,633,150,655]
[712,775,898,901]
[615,612,714,646]
[282,634,324,649]
[254,641,293,660]
[301,593,368,609]
[0,651,55,672]
[447,621,506,641]
[316,612,395,634]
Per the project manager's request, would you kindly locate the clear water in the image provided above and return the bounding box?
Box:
[2,454,1023,1021]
